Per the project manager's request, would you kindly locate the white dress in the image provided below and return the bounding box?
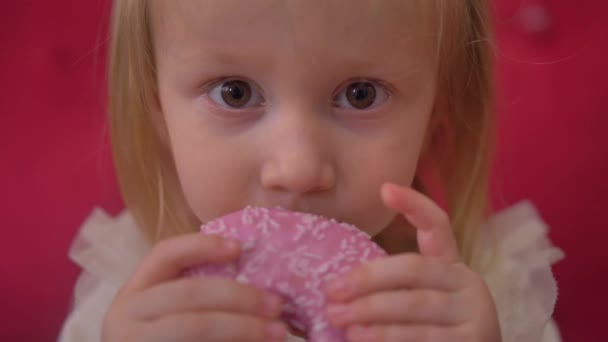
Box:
[58,201,564,342]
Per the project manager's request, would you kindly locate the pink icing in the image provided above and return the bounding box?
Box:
[187,207,387,341]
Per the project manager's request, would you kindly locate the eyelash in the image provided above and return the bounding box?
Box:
[332,79,391,111]
[203,78,391,111]
[205,78,265,110]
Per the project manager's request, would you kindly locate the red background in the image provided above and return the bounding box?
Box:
[1,1,607,340]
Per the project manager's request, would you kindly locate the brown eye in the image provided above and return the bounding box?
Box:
[334,80,389,111]
[346,82,376,109]
[220,80,252,108]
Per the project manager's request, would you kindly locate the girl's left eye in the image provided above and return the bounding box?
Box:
[208,79,264,109]
[333,81,389,110]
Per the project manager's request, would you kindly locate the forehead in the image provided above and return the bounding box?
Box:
[150,0,439,73]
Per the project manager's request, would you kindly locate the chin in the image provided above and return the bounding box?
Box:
[347,212,398,238]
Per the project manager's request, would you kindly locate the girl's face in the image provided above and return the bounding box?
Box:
[152,0,437,236]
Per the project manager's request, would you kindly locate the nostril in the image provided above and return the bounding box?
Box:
[312,165,336,193]
[260,160,336,194]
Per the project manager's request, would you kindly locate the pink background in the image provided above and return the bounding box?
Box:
[1,1,607,340]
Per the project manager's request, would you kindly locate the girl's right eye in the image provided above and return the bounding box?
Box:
[208,79,265,109]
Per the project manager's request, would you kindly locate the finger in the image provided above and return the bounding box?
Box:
[142,312,287,342]
[346,324,457,342]
[121,234,241,295]
[325,254,464,301]
[129,277,283,320]
[326,289,464,327]
[381,182,461,263]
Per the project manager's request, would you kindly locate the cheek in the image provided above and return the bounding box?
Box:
[173,148,255,223]
[165,116,257,223]
[339,119,428,236]
[345,153,418,237]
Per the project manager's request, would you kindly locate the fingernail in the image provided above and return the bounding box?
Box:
[266,321,286,341]
[262,294,283,317]
[404,212,422,228]
[326,304,351,324]
[348,325,376,342]
[325,279,352,298]
[222,239,240,252]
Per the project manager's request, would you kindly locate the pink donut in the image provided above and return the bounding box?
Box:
[188,207,387,341]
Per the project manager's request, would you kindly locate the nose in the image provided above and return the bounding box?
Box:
[260,111,336,195]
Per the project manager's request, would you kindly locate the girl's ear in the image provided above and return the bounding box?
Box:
[420,98,447,161]
[148,92,171,148]
[150,101,171,147]
[415,103,449,209]
[427,85,455,156]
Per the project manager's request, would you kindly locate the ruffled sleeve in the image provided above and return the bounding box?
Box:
[58,209,150,342]
[59,203,564,342]
[481,201,565,342]
[59,209,307,342]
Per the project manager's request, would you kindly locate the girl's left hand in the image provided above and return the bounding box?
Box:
[324,183,501,342]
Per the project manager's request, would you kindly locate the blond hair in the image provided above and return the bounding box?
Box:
[108,0,494,269]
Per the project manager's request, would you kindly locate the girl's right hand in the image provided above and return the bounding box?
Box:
[102,233,287,342]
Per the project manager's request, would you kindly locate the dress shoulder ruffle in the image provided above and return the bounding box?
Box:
[59,202,564,342]
[481,201,564,342]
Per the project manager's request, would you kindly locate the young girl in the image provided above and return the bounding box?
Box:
[60,0,564,341]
